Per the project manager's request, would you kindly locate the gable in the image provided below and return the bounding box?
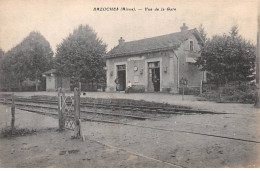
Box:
[183,34,203,52]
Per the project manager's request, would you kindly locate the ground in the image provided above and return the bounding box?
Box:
[0,92,259,167]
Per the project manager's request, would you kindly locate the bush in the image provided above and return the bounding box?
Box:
[198,89,220,101]
[199,82,257,104]
[1,126,36,138]
[179,87,200,95]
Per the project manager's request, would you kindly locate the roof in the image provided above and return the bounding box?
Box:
[105,28,203,58]
[42,69,57,76]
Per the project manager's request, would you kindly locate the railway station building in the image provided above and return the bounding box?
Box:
[104,23,206,93]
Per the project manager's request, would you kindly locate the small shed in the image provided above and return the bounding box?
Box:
[42,69,70,92]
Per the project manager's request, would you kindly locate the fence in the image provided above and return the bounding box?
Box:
[58,87,84,140]
[201,81,255,93]
[201,82,219,93]
[178,86,201,95]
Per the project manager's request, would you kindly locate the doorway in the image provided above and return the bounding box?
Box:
[116,65,126,91]
[147,61,160,92]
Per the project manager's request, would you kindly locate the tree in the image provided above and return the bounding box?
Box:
[1,49,17,91]
[230,25,239,37]
[21,32,53,91]
[0,48,4,59]
[196,25,256,86]
[255,8,260,108]
[198,24,207,43]
[55,24,107,90]
[2,32,53,91]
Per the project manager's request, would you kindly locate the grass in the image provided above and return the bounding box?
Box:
[1,126,36,138]
[198,83,257,104]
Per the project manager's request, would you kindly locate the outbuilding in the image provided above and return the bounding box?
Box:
[42,69,70,92]
[104,23,206,93]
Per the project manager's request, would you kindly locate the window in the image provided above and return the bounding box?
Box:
[148,61,159,68]
[190,40,194,51]
[117,65,126,71]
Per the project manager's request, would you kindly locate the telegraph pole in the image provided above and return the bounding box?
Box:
[256,1,260,108]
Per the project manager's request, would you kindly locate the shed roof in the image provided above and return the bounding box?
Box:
[42,69,57,76]
[105,28,203,58]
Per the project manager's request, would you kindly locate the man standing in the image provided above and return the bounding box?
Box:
[152,75,159,92]
[115,77,119,91]
[125,81,132,93]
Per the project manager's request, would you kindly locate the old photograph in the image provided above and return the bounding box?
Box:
[0,0,259,168]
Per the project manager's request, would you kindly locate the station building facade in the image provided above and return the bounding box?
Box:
[104,23,206,93]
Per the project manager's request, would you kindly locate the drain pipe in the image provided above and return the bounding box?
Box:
[173,51,179,90]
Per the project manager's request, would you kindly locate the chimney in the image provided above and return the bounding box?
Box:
[180,23,188,32]
[118,37,125,46]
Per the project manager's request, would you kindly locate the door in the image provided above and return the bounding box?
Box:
[147,62,160,92]
[147,68,154,92]
[154,67,160,92]
[117,65,126,91]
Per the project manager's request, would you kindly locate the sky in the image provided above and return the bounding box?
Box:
[0,0,259,53]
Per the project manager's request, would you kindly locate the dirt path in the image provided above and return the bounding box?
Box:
[0,129,174,168]
[81,114,260,168]
[0,106,173,167]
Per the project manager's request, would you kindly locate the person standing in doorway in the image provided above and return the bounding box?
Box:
[115,77,119,91]
[152,74,159,92]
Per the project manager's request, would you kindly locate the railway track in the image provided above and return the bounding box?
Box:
[5,99,245,130]
[0,96,224,115]
[0,95,229,124]
[3,95,257,119]
[1,95,259,145]
[0,100,158,121]
[0,95,233,127]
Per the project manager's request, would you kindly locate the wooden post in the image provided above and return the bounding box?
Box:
[11,93,15,134]
[182,86,184,101]
[3,97,6,105]
[255,4,260,108]
[61,89,65,129]
[58,88,65,130]
[200,80,203,94]
[74,87,81,138]
[218,87,222,103]
[94,99,97,115]
[58,88,62,130]
[79,82,81,93]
